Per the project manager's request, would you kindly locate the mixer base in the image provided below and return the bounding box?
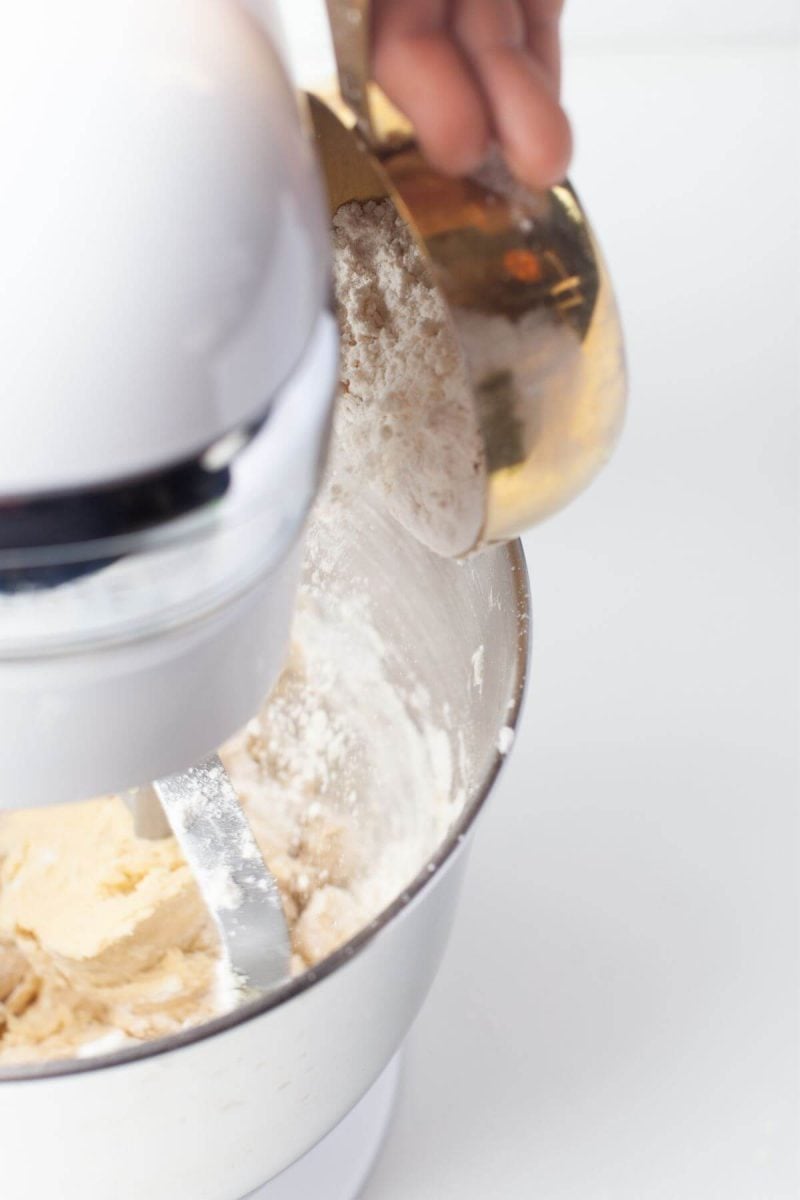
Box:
[243,1053,401,1200]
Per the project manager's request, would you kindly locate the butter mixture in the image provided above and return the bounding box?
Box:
[0,592,455,1065]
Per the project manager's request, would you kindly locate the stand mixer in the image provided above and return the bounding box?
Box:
[0,0,337,989]
[0,2,624,1196]
[0,0,335,801]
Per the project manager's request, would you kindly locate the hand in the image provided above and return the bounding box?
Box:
[372,0,571,190]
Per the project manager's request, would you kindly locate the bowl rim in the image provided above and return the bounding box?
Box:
[0,540,530,1083]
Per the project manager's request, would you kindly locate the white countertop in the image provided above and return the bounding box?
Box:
[275,6,798,1196]
[359,35,798,1200]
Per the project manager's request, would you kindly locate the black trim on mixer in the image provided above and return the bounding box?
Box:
[0,416,267,589]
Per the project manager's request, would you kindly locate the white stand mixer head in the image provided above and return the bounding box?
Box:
[0,0,329,489]
[0,0,337,808]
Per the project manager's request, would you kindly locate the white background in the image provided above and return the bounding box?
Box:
[562,0,798,42]
[278,4,799,1197]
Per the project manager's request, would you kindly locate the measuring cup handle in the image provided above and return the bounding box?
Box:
[324,0,373,139]
[324,0,413,148]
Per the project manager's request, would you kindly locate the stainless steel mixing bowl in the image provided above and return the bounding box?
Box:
[0,501,529,1200]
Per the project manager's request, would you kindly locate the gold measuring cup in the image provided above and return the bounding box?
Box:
[310,0,627,551]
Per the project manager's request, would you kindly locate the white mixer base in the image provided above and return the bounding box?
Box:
[244,1053,401,1200]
